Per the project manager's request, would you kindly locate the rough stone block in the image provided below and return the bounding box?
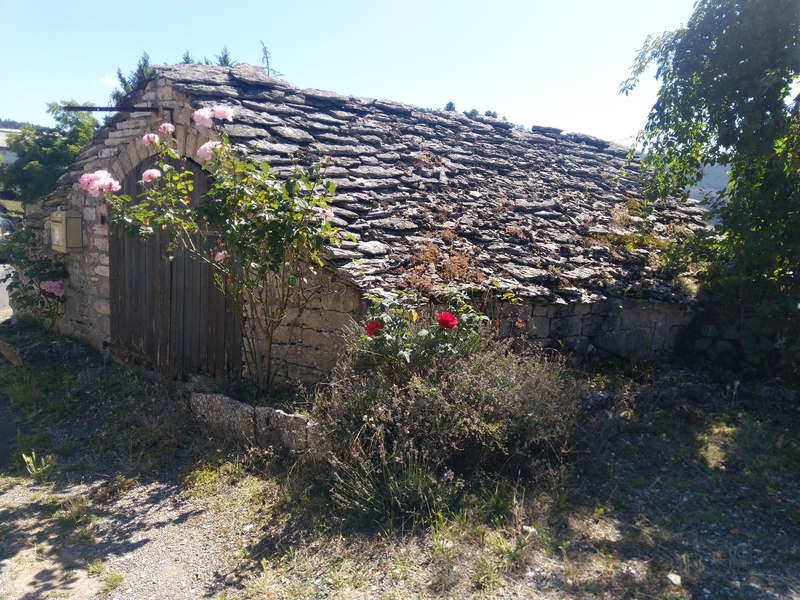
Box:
[272,344,339,372]
[532,304,549,317]
[573,303,592,317]
[272,324,300,345]
[293,308,354,332]
[93,300,110,316]
[549,317,569,339]
[319,287,359,313]
[190,393,255,443]
[561,336,592,354]
[500,301,532,320]
[582,313,605,336]
[302,328,340,351]
[254,406,325,455]
[526,317,550,339]
[286,363,327,384]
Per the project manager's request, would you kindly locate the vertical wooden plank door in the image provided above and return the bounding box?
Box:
[109,157,241,378]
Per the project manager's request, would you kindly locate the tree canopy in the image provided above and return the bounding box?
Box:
[624,0,800,372]
[624,0,799,285]
[0,102,99,204]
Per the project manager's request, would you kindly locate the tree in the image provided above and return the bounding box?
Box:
[623,0,800,372]
[260,42,283,77]
[110,52,156,105]
[215,46,237,67]
[463,109,479,119]
[484,110,498,118]
[444,102,456,112]
[0,118,30,129]
[0,102,99,204]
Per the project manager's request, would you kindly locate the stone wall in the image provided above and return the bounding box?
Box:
[270,277,364,382]
[495,296,691,359]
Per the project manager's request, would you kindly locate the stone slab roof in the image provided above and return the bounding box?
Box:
[130,65,710,303]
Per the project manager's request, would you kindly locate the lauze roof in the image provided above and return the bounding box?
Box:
[139,64,708,303]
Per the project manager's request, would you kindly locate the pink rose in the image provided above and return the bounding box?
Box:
[40,280,64,297]
[142,133,159,146]
[142,169,162,182]
[193,107,215,128]
[196,141,221,163]
[158,122,175,135]
[79,169,121,197]
[212,106,235,121]
[214,250,228,262]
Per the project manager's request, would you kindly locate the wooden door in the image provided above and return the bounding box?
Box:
[109,157,241,378]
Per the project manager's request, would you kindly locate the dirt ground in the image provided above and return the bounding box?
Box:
[0,325,798,600]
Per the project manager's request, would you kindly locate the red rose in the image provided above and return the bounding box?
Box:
[366,320,384,337]
[436,311,458,329]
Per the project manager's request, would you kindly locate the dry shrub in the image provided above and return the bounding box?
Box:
[412,241,441,265]
[313,338,583,521]
[440,252,471,281]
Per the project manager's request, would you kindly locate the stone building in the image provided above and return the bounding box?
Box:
[29,63,706,382]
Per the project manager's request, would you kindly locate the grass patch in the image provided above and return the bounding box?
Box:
[101,570,125,593]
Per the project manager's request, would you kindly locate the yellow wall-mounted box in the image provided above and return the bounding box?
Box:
[51,210,82,253]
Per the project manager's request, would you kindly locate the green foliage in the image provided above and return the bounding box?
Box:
[103,127,345,390]
[359,289,488,385]
[678,280,800,377]
[22,450,55,483]
[0,225,68,332]
[444,102,456,112]
[215,46,237,67]
[0,118,31,129]
[484,110,498,119]
[0,103,98,204]
[463,108,480,119]
[624,0,800,380]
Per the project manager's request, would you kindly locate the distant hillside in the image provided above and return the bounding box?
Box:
[688,164,730,200]
[0,118,31,129]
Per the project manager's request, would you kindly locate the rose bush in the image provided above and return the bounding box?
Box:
[314,288,583,522]
[0,227,68,332]
[88,107,346,389]
[357,289,488,386]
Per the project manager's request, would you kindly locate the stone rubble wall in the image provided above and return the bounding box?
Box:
[269,277,365,383]
[494,297,691,358]
[189,392,325,456]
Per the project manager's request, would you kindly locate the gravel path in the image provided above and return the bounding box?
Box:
[0,468,253,600]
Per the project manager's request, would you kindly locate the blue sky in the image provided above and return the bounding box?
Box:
[0,0,697,142]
